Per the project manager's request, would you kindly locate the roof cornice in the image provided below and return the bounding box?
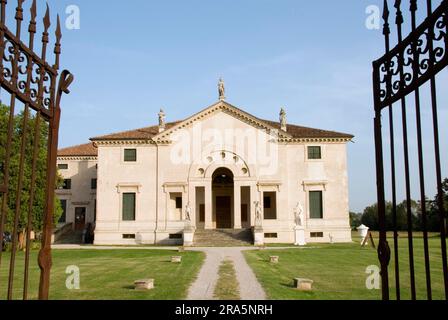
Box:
[151,100,293,142]
[57,156,98,161]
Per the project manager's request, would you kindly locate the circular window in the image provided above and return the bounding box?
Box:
[242,167,248,175]
[198,168,205,175]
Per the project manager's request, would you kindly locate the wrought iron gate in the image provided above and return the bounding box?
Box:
[373,0,448,300]
[0,0,72,300]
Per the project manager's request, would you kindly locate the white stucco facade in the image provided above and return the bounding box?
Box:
[57,100,353,245]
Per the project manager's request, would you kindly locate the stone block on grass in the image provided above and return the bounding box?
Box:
[293,278,314,291]
[134,279,154,291]
[270,256,279,264]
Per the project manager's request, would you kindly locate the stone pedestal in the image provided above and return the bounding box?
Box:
[293,278,313,291]
[134,279,154,291]
[171,256,182,263]
[254,227,264,246]
[294,226,306,246]
[183,227,195,247]
[270,256,279,264]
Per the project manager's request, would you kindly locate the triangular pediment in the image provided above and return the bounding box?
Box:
[153,100,292,142]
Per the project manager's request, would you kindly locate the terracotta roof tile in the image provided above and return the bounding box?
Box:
[261,120,354,139]
[58,143,98,157]
[90,119,353,141]
[90,121,182,141]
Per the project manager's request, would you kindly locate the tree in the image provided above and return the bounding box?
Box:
[361,200,420,231]
[349,212,362,230]
[428,178,448,234]
[361,203,380,230]
[0,104,62,239]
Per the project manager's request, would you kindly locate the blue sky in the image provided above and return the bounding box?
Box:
[6,0,447,212]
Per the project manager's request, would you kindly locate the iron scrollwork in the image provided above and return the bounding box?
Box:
[374,3,447,109]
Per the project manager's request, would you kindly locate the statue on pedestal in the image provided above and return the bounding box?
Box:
[158,109,166,132]
[294,202,304,227]
[255,201,263,228]
[280,108,287,131]
[218,78,226,101]
[185,202,192,229]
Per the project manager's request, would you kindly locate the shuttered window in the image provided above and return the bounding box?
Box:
[91,179,97,190]
[122,193,136,221]
[124,149,137,162]
[308,146,322,160]
[309,191,323,219]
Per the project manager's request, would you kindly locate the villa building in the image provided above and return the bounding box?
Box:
[56,88,354,246]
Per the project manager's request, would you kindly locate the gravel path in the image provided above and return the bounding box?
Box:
[187,247,266,300]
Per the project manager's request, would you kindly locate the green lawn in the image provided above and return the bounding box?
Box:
[244,237,447,300]
[0,249,205,300]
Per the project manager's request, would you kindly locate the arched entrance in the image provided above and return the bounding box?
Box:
[212,168,234,229]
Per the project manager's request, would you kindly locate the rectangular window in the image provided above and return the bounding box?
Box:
[175,197,182,209]
[91,178,97,190]
[263,192,277,220]
[62,179,71,190]
[122,193,136,221]
[58,164,68,170]
[122,234,136,239]
[309,191,323,219]
[307,146,322,160]
[311,232,324,238]
[169,234,183,240]
[264,233,278,239]
[59,199,67,223]
[124,149,137,162]
[263,196,271,209]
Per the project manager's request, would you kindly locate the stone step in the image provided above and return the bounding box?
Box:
[193,229,253,247]
[54,229,83,244]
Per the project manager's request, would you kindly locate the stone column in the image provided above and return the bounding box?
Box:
[250,183,258,227]
[188,184,196,229]
[204,182,213,229]
[233,183,242,229]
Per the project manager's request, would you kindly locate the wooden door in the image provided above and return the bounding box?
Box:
[75,207,86,231]
[216,196,231,229]
[199,204,205,223]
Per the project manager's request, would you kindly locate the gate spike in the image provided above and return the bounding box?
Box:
[30,0,36,23]
[54,14,62,70]
[28,0,37,50]
[15,0,25,38]
[382,0,391,36]
[41,3,50,60]
[55,14,62,42]
[410,0,417,12]
[394,0,404,25]
[43,2,50,31]
[0,0,7,24]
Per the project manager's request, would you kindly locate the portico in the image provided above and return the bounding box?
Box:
[188,162,257,231]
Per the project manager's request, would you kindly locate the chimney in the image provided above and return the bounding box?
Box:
[158,109,166,133]
[279,108,287,132]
